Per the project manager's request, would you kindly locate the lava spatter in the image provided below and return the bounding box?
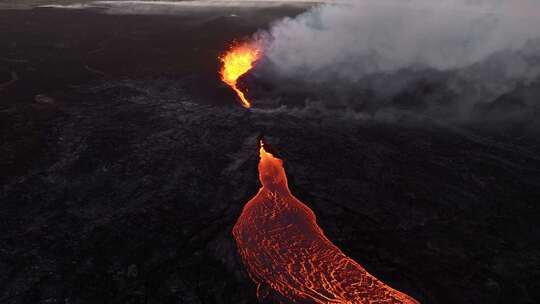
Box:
[220,42,261,108]
[233,141,420,304]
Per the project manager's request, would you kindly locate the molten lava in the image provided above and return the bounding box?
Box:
[220,42,261,108]
[233,142,420,304]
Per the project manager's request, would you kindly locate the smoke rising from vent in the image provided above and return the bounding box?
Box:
[253,0,540,123]
[261,0,540,81]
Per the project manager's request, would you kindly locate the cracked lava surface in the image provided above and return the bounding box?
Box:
[233,142,420,304]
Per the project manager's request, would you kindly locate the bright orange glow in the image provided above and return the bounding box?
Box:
[220,43,261,108]
[233,141,420,304]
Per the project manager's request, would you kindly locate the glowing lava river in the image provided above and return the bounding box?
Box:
[233,142,420,304]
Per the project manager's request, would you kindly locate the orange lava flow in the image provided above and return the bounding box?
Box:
[233,142,420,304]
[220,43,261,108]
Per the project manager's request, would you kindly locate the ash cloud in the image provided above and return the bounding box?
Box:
[253,0,540,124]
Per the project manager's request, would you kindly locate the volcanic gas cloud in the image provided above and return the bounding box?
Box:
[220,42,261,108]
[233,142,419,304]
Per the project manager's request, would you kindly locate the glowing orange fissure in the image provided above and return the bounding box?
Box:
[220,42,261,108]
[233,141,420,304]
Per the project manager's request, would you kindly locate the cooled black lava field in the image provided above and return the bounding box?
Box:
[1,2,540,304]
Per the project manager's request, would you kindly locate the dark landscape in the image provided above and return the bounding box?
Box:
[1,2,540,304]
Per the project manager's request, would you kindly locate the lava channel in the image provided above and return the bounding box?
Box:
[233,142,420,304]
[220,42,261,108]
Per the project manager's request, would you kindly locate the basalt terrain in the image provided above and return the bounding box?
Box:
[1,4,540,304]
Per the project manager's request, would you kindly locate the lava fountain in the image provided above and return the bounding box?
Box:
[220,42,261,108]
[233,141,420,304]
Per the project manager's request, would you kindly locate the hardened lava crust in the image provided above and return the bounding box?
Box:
[1,4,540,304]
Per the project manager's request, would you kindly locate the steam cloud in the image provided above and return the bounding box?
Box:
[255,0,540,123]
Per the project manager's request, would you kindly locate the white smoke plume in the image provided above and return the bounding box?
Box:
[251,0,540,123]
[260,0,540,82]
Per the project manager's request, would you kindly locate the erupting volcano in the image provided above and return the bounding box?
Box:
[220,42,261,108]
[233,142,419,304]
